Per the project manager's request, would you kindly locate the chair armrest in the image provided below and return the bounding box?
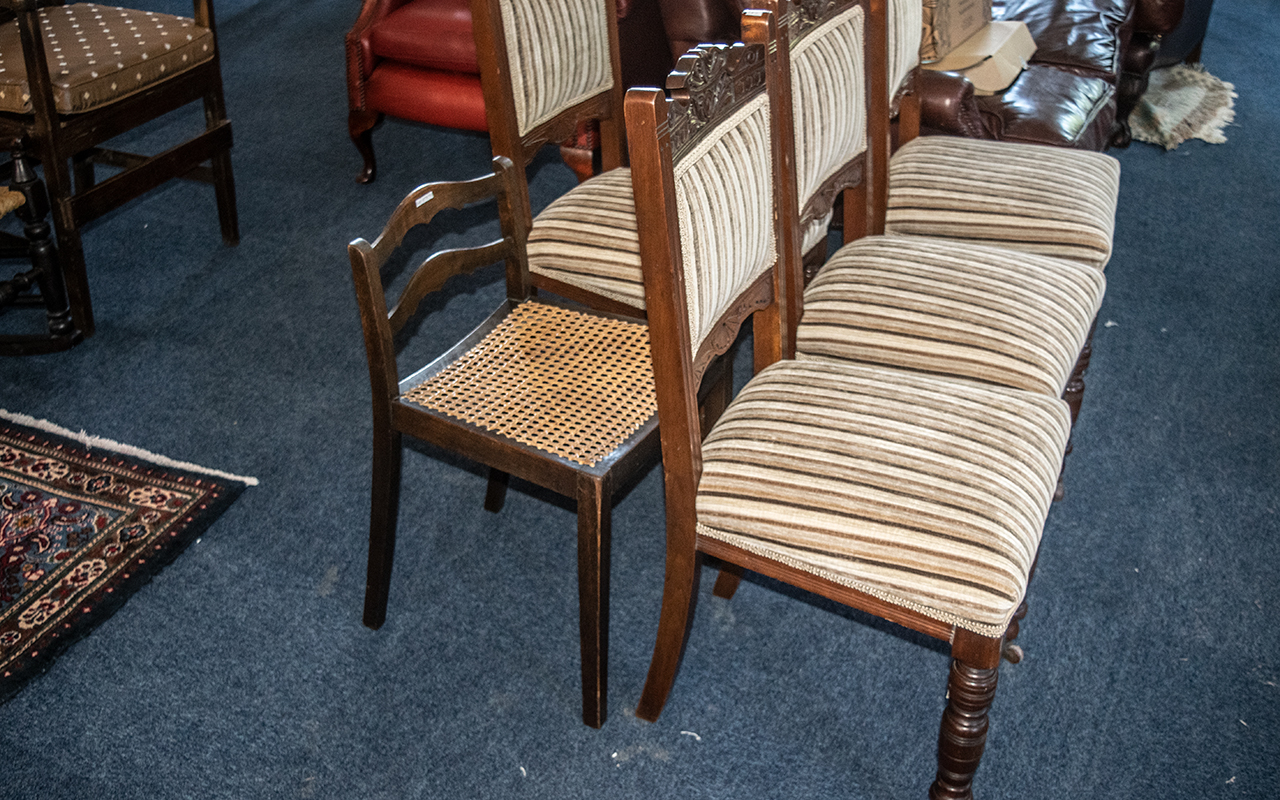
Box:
[914,69,995,139]
[1134,0,1184,35]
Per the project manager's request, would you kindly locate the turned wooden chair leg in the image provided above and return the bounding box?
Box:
[362,427,403,629]
[10,147,75,340]
[349,109,382,185]
[931,630,1003,800]
[635,536,701,723]
[576,473,612,728]
[483,468,510,513]
[1057,322,1096,501]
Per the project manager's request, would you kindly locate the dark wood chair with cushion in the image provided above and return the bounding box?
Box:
[349,157,668,729]
[626,17,1072,798]
[0,0,238,338]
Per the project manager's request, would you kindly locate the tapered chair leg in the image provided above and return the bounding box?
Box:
[484,468,510,513]
[931,632,1002,800]
[712,564,743,599]
[350,110,382,185]
[576,474,612,728]
[211,148,239,245]
[635,534,701,723]
[362,428,403,629]
[41,153,94,338]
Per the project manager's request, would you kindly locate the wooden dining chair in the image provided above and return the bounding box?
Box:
[0,0,239,338]
[626,18,1072,798]
[349,156,679,729]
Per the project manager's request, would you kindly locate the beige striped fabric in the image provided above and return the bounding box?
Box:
[696,359,1070,636]
[885,137,1122,269]
[528,168,645,309]
[796,235,1105,395]
[675,94,776,353]
[498,0,613,136]
[886,0,922,98]
[802,211,834,255]
[791,5,866,215]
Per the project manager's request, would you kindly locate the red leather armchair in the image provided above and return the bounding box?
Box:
[345,0,673,184]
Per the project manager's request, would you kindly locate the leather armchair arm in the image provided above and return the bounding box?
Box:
[346,0,414,108]
[1134,0,1185,35]
[914,69,995,140]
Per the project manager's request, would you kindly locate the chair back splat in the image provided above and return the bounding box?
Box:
[628,11,1074,798]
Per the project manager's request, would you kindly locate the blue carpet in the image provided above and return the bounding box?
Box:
[0,0,1276,797]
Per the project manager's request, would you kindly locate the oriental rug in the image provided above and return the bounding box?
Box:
[1131,63,1237,150]
[0,410,256,704]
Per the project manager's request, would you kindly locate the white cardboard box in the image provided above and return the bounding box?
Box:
[922,20,1037,95]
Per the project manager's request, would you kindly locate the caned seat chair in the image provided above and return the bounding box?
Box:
[470,0,646,316]
[883,0,1121,271]
[627,21,1072,798]
[351,156,705,729]
[0,0,238,337]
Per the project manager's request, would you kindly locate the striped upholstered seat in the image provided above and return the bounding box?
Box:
[527,168,645,309]
[885,137,1122,270]
[796,235,1105,395]
[697,358,1070,636]
[883,0,1120,270]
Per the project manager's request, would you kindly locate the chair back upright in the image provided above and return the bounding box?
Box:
[470,0,627,197]
[626,14,787,542]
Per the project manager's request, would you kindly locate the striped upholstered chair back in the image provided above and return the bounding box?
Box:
[628,33,785,391]
[470,0,626,180]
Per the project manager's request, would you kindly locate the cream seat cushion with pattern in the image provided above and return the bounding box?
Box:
[0,4,214,114]
[885,138,1122,270]
[697,359,1070,636]
[527,168,644,309]
[796,235,1105,396]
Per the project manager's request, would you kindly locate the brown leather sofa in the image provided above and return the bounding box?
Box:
[658,0,1184,151]
[917,0,1187,149]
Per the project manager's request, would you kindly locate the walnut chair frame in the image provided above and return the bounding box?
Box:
[0,0,238,337]
[350,156,680,728]
[627,17,1070,799]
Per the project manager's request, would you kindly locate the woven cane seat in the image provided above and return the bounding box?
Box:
[696,358,1071,636]
[885,137,1121,270]
[527,168,645,310]
[796,235,1104,396]
[0,4,214,115]
[402,301,655,467]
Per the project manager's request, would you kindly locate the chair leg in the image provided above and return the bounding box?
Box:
[711,563,743,599]
[931,631,1002,800]
[1057,322,1097,501]
[576,473,612,728]
[483,468,510,513]
[210,147,239,246]
[350,110,382,185]
[42,157,94,338]
[635,531,701,723]
[362,428,403,629]
[71,151,95,194]
[11,148,75,340]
